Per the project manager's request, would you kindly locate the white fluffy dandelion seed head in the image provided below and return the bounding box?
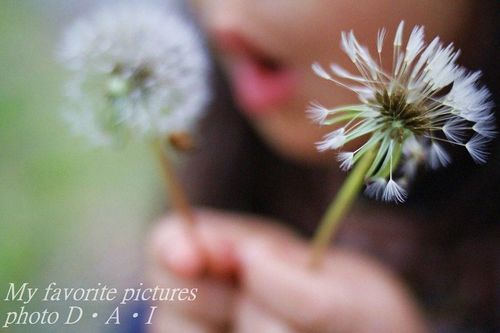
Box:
[59,3,210,145]
[311,20,495,203]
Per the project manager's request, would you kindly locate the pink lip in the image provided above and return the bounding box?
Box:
[213,30,298,116]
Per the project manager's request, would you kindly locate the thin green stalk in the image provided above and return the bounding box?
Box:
[309,147,376,268]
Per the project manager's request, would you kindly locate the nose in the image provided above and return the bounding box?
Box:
[189,0,249,38]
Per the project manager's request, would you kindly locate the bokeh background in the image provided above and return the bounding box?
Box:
[0,1,177,331]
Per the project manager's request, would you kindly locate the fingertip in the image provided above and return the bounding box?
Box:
[238,239,282,279]
[239,238,304,270]
[151,215,207,279]
[163,237,206,279]
[239,240,268,266]
[204,239,238,279]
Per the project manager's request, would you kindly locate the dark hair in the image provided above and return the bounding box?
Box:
[181,1,499,330]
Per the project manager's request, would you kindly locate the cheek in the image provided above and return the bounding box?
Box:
[244,62,356,165]
[248,104,337,165]
[190,0,473,165]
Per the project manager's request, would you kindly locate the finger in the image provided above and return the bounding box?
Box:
[239,240,355,332]
[195,209,301,277]
[149,213,206,279]
[234,296,299,333]
[148,210,293,327]
[149,258,235,326]
[151,209,297,279]
[152,307,221,333]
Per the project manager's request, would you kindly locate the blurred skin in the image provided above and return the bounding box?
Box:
[149,0,474,332]
[190,0,472,164]
[149,211,427,333]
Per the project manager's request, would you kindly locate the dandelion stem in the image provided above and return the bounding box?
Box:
[309,147,376,268]
[154,139,195,225]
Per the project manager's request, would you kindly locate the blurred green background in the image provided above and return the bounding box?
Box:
[0,1,168,331]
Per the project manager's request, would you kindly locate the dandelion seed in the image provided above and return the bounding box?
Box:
[312,21,495,203]
[59,3,210,145]
[317,128,346,151]
[382,179,408,203]
[337,152,355,171]
[428,141,451,169]
[307,102,330,123]
[364,178,387,200]
[466,134,491,164]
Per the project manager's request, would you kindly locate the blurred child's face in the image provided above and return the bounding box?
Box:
[189,0,472,164]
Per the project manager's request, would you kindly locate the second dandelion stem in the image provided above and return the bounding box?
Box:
[155,139,195,225]
[309,148,376,268]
